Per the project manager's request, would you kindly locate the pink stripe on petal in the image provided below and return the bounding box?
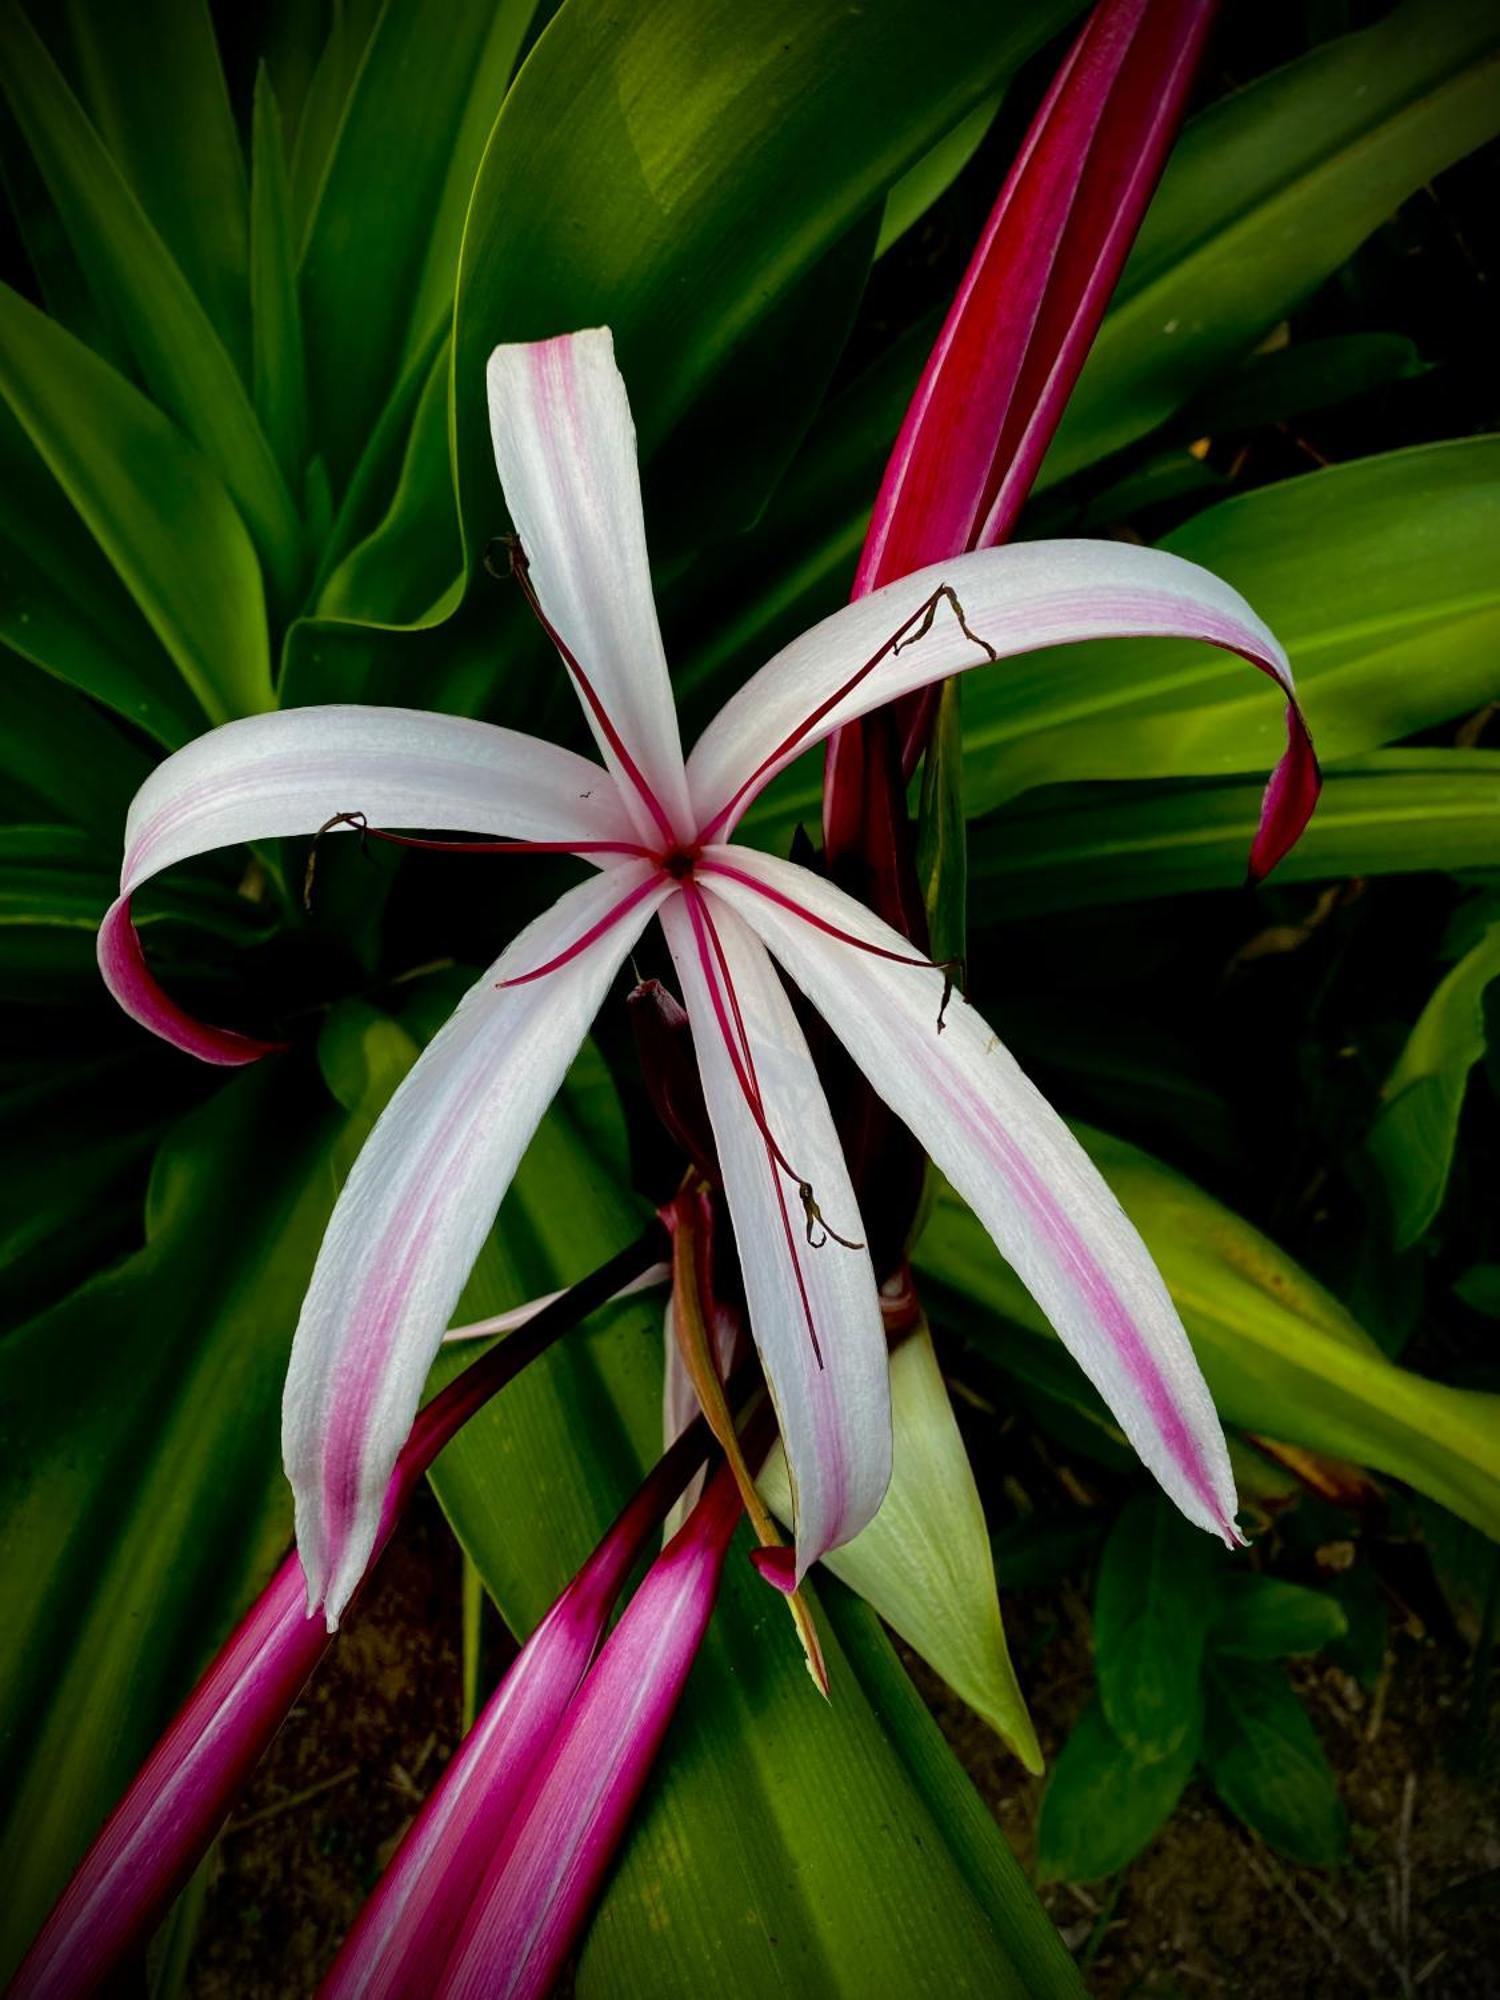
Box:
[96,895,284,1066]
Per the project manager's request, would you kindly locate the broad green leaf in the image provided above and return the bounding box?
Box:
[0,661,150,839]
[1179,331,1428,437]
[43,0,250,367]
[1201,1659,1347,1867]
[1368,921,1500,1249]
[1036,1699,1197,1883]
[286,0,383,238]
[1092,1493,1218,1761]
[0,402,204,745]
[918,1128,1500,1543]
[877,91,1002,259]
[962,439,1500,814]
[0,1064,341,1981]
[1043,0,1500,484]
[822,1582,1083,1998]
[0,7,301,600]
[451,0,1080,569]
[249,68,307,485]
[758,1321,1040,1769]
[0,283,273,724]
[299,0,539,484]
[1210,1575,1349,1661]
[967,752,1500,918]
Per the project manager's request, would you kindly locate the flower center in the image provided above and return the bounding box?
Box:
[659,845,699,882]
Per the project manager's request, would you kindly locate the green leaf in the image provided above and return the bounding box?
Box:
[1043,0,1500,485]
[249,68,307,485]
[299,0,540,485]
[967,751,1500,917]
[918,1127,1500,1543]
[1179,332,1428,437]
[0,6,301,601]
[0,402,204,745]
[0,282,273,724]
[0,661,151,839]
[1092,1493,1218,1761]
[1456,1264,1500,1318]
[877,92,1002,259]
[42,0,250,366]
[0,1064,343,1981]
[1211,1575,1349,1660]
[1201,1659,1347,1866]
[758,1321,1040,1769]
[963,439,1500,816]
[1368,920,1500,1249]
[1037,1699,1197,1883]
[451,0,1080,570]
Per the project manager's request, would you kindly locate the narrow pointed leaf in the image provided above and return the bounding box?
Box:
[249,68,307,483]
[0,283,271,725]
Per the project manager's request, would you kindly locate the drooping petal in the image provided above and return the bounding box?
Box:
[708,850,1240,1546]
[487,331,694,844]
[433,1462,743,2000]
[284,862,670,1628]
[321,1424,706,2000]
[757,1319,1041,1771]
[658,890,890,1581]
[102,704,635,1061]
[687,541,1307,860]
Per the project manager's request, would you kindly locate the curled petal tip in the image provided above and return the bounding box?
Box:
[749,1545,798,1595]
[1246,705,1322,884]
[97,895,284,1066]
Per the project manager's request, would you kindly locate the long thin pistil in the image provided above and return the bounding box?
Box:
[494,873,663,991]
[304,812,650,908]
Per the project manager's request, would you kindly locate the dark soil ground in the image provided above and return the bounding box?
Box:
[182,1488,1499,1999]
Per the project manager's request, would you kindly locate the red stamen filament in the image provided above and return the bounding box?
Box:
[505,539,681,848]
[494,872,662,990]
[697,582,996,842]
[698,857,962,1030]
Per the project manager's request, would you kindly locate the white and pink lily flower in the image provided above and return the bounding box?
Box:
[99,327,1303,1627]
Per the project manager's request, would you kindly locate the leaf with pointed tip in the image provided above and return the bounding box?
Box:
[0,6,301,598]
[1210,1576,1348,1661]
[1092,1493,1218,1762]
[249,69,307,484]
[0,284,272,725]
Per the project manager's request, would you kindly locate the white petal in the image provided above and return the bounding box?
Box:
[658,890,890,1578]
[487,331,693,844]
[284,862,670,1626]
[709,850,1240,1544]
[686,539,1293,837]
[120,702,634,894]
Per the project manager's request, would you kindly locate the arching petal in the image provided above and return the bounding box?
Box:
[707,849,1240,1546]
[687,540,1313,874]
[284,862,670,1628]
[487,331,693,845]
[101,704,633,1063]
[658,891,890,1582]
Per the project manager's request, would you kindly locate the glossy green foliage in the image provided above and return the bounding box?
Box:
[1092,1494,1217,1760]
[1202,1660,1347,1867]
[1036,1700,1198,1883]
[1369,921,1500,1249]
